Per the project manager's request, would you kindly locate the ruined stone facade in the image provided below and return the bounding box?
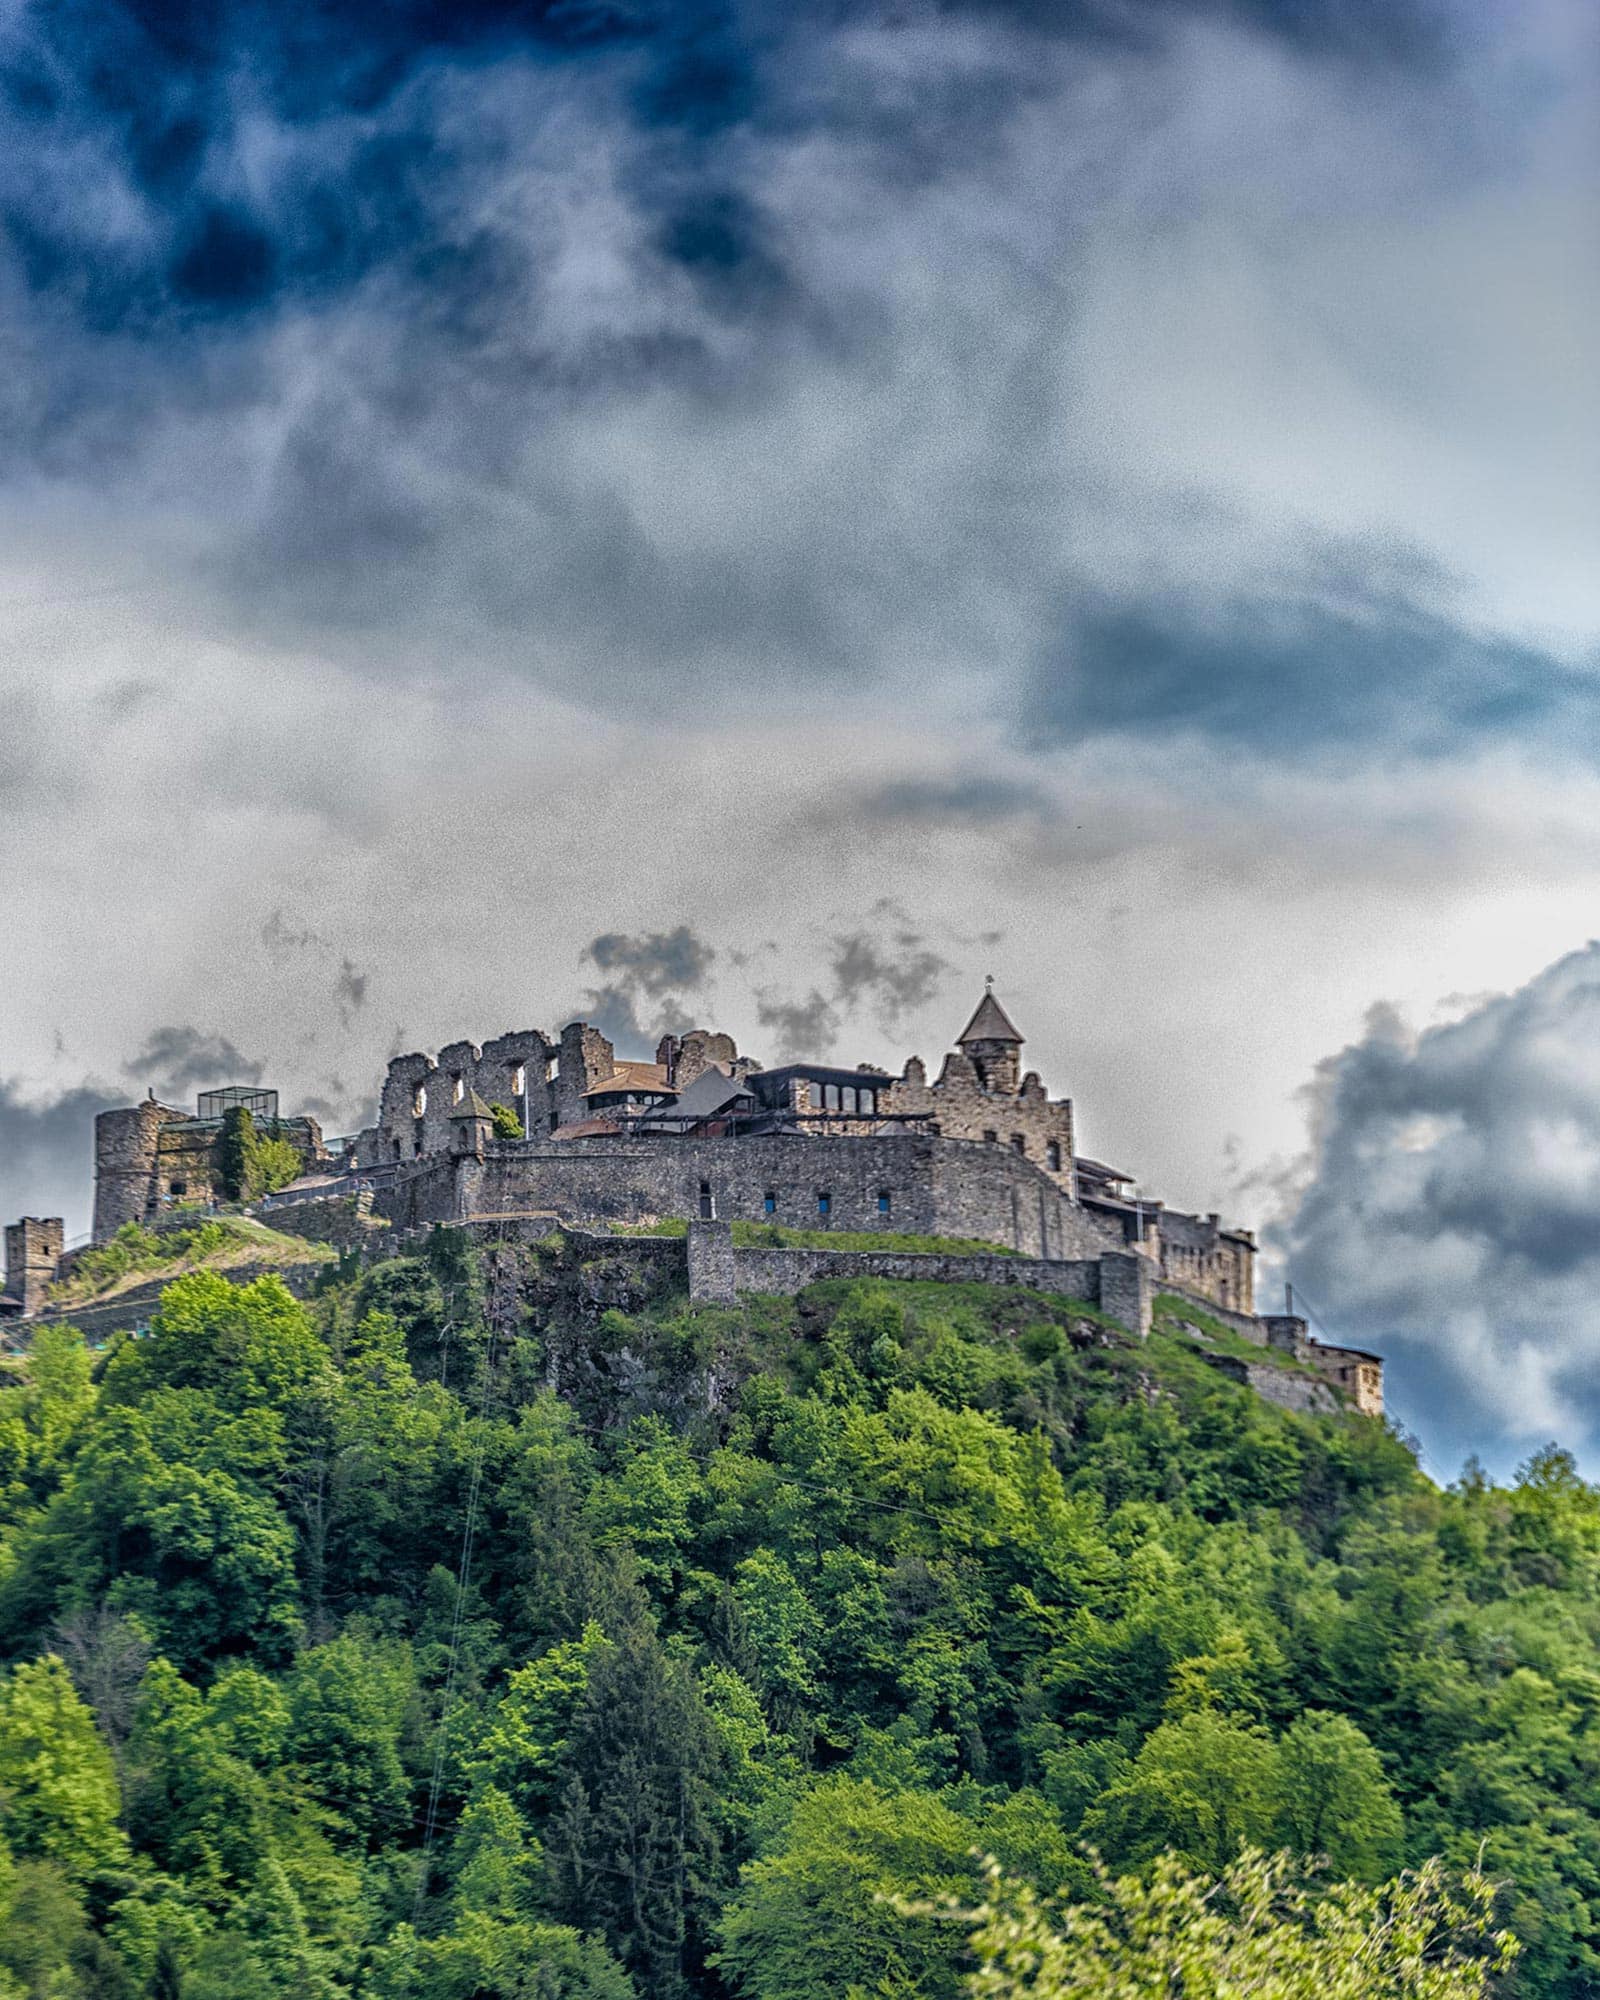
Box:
[28,981,1379,1415]
[91,1095,325,1240]
[1,1218,64,1318]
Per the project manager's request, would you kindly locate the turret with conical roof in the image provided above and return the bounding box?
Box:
[451,1085,496,1159]
[957,979,1025,1094]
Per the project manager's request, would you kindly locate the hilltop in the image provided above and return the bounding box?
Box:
[0,1236,1592,1997]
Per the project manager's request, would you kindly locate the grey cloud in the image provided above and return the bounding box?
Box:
[1028,568,1600,763]
[755,989,842,1061]
[124,1027,263,1100]
[336,960,369,1025]
[579,925,716,1059]
[587,927,717,997]
[1275,943,1600,1472]
[860,775,1056,826]
[830,927,954,1028]
[0,1081,118,1244]
[261,908,329,962]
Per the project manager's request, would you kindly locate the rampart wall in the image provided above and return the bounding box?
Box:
[374,1131,1119,1260]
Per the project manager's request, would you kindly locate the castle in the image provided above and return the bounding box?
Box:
[1,987,1382,1415]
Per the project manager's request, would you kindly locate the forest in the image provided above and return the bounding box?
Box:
[0,1227,1591,1997]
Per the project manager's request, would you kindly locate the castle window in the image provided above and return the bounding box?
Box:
[763,1190,777,1215]
[983,1128,998,1145]
[699,1180,715,1220]
[452,1075,465,1105]
[860,1089,876,1116]
[170,1181,186,1198]
[1047,1140,1062,1172]
[1011,1134,1026,1155]
[413,1084,428,1117]
[817,1190,832,1219]
[842,1086,857,1115]
[392,1138,402,1161]
[877,1190,892,1217]
[823,1084,840,1113]
[510,1064,526,1098]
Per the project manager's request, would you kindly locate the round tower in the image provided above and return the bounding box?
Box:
[92,1100,171,1241]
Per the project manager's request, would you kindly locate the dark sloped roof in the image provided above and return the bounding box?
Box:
[957,990,1024,1045]
[450,1086,497,1120]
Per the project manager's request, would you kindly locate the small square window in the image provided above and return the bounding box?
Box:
[877,1191,891,1216]
[817,1191,832,1217]
[763,1191,777,1215]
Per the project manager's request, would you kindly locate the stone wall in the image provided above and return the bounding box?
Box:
[1199,1351,1343,1415]
[260,1191,390,1251]
[2,1218,64,1316]
[92,1108,324,1241]
[884,1049,1076,1196]
[375,1130,1119,1259]
[1156,1214,1256,1314]
[370,1029,560,1164]
[93,1103,186,1240]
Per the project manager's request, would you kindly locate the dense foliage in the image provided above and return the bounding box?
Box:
[0,1235,1596,1996]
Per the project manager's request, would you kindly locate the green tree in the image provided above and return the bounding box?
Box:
[0,1655,128,1882]
[714,1777,983,2000]
[961,1850,1516,2000]
[246,1136,304,1200]
[549,1620,720,1999]
[218,1106,257,1203]
[1081,1710,1279,1875]
[489,1103,525,1142]
[1274,1711,1402,1882]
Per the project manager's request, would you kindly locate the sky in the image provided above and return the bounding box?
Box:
[0,0,1595,1478]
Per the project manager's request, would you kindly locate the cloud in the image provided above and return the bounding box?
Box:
[579,925,717,1057]
[750,912,955,1057]
[335,960,368,1025]
[755,989,842,1061]
[0,1081,117,1244]
[124,1027,264,1101]
[829,923,954,1028]
[1275,943,1600,1473]
[1027,561,1600,763]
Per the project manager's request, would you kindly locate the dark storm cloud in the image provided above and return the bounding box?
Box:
[1276,944,1600,1471]
[1029,573,1600,762]
[579,925,716,1057]
[0,0,1569,766]
[124,1026,264,1099]
[0,1080,116,1242]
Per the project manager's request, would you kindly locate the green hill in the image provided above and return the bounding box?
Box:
[0,1232,1590,1997]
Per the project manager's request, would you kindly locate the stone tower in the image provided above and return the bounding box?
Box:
[92,1099,183,1242]
[956,984,1025,1095]
[4,1217,64,1317]
[451,1088,495,1160]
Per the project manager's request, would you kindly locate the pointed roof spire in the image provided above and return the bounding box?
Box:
[450,1086,497,1121]
[957,980,1024,1046]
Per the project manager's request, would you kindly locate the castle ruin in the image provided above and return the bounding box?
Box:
[2,985,1382,1415]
